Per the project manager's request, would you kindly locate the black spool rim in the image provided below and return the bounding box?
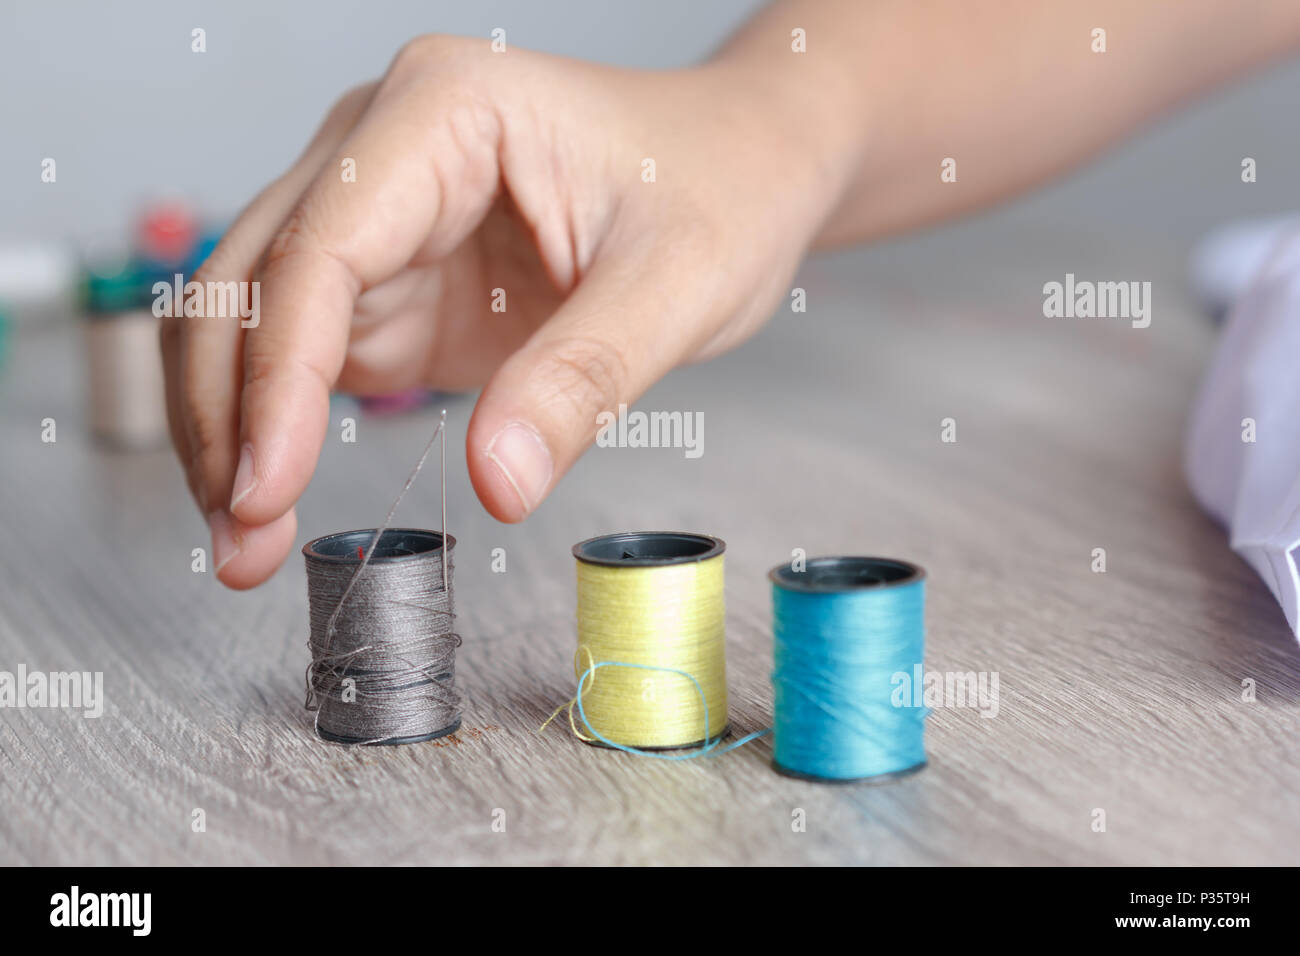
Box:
[772,757,928,784]
[572,531,725,567]
[768,555,925,593]
[303,528,455,564]
[317,717,462,747]
[581,724,731,752]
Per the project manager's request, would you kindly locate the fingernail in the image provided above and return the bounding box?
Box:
[209,510,242,574]
[230,443,256,512]
[485,422,553,514]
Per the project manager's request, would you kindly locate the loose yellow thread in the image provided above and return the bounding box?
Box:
[536,647,597,742]
[567,554,727,749]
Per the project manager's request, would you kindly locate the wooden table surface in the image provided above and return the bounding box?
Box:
[3,224,1298,866]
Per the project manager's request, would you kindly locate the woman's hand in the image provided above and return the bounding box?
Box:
[161,35,844,588]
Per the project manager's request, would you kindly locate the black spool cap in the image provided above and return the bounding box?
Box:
[303,527,455,563]
[771,760,927,786]
[768,555,924,592]
[302,527,459,746]
[316,719,462,748]
[572,530,725,567]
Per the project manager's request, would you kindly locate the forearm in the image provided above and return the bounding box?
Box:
[712,0,1300,247]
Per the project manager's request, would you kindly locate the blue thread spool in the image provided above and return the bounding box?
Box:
[769,556,928,783]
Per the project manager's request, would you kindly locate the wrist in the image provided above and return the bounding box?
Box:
[698,42,873,250]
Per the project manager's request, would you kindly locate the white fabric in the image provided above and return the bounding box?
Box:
[1188,216,1300,316]
[1186,226,1300,638]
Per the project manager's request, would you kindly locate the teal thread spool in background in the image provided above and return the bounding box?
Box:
[769,557,928,782]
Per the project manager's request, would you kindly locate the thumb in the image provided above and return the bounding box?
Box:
[467,239,721,522]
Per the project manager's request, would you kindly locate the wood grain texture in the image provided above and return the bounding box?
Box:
[2,228,1298,866]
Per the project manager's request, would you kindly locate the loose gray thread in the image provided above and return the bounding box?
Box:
[304,413,460,744]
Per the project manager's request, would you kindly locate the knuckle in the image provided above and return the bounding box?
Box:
[257,203,360,296]
[180,454,204,509]
[390,34,471,77]
[241,348,283,395]
[662,212,727,273]
[259,207,317,276]
[245,348,333,407]
[532,336,628,423]
[326,82,376,125]
[182,386,225,468]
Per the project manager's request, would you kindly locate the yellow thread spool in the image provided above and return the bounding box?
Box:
[571,532,728,750]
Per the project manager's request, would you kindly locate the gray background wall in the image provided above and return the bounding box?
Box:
[2,0,1298,255]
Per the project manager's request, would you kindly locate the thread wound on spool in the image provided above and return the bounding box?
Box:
[769,556,928,783]
[304,528,460,745]
[563,531,729,751]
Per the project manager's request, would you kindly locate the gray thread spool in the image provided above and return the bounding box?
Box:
[303,528,460,745]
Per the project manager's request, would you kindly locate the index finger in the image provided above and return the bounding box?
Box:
[228,63,505,527]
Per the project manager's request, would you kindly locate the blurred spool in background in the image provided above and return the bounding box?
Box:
[0,194,448,448]
[570,531,728,750]
[82,252,169,450]
[80,201,207,449]
[64,199,214,450]
[0,197,227,450]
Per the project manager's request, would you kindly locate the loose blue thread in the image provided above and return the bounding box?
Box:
[574,661,770,761]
